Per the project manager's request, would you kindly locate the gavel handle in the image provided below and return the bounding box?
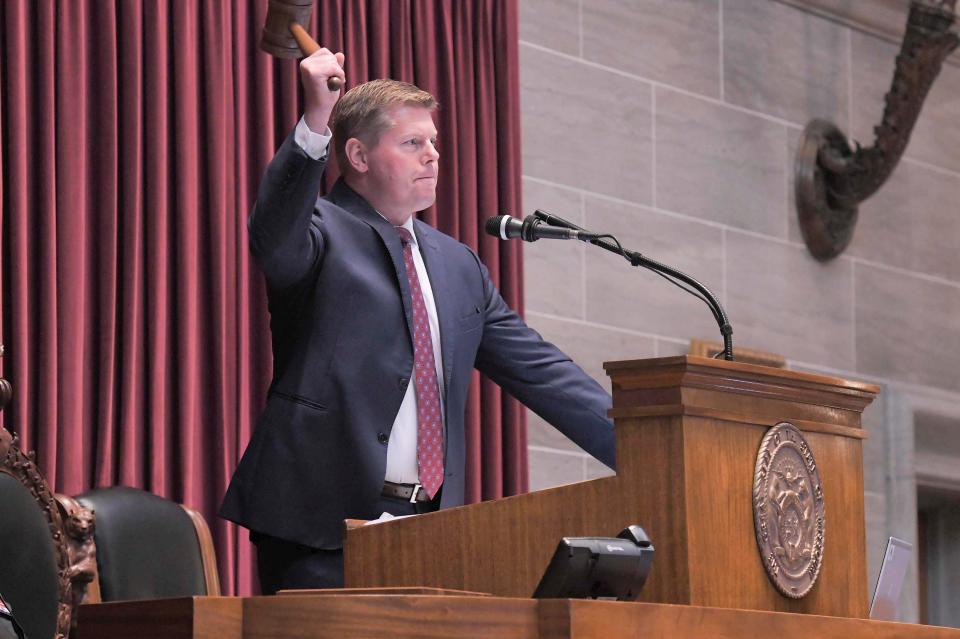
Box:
[289,22,343,92]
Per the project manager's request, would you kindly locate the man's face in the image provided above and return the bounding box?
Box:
[360,105,439,223]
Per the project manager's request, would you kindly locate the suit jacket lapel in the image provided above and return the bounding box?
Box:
[326,179,414,344]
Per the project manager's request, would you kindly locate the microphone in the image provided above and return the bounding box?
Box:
[533,209,580,230]
[485,215,600,242]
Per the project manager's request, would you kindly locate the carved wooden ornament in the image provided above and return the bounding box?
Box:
[0,427,73,638]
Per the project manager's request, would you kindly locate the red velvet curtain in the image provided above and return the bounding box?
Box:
[0,0,525,595]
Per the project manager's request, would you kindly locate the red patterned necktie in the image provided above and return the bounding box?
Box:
[396,226,444,498]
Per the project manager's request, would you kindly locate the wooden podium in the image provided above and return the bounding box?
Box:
[344,356,879,617]
[78,356,960,638]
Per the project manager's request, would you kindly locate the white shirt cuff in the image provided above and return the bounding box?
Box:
[294,117,332,161]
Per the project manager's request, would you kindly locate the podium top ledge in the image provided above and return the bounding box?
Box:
[603,355,881,396]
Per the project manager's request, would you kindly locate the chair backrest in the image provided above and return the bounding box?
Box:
[76,487,220,602]
[0,427,72,639]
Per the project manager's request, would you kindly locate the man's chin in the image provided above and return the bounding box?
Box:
[414,193,437,212]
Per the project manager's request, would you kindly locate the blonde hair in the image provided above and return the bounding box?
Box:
[330,79,437,173]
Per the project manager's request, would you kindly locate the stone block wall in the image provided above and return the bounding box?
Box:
[518,0,960,623]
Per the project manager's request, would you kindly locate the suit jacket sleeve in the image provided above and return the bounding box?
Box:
[248,131,329,290]
[471,255,617,470]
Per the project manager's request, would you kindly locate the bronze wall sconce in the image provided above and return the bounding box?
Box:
[795,0,958,261]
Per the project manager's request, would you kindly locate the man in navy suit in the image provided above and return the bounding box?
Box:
[220,48,615,594]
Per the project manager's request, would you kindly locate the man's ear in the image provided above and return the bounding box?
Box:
[344,138,368,174]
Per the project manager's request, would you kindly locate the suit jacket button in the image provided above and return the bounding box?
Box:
[377,432,389,445]
[399,377,408,388]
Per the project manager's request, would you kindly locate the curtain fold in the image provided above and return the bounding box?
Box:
[0,0,524,595]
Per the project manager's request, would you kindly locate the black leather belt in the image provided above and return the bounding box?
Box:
[382,480,435,503]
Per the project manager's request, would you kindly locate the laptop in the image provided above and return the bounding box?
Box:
[869,536,914,621]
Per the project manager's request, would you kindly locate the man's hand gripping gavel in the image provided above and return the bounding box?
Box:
[260,0,346,124]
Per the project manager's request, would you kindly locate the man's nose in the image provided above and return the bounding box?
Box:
[424,141,439,162]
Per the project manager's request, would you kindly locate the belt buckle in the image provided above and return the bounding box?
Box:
[409,483,422,504]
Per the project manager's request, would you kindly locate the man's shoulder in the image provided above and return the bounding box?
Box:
[414,220,480,260]
[313,183,377,232]
[319,181,364,215]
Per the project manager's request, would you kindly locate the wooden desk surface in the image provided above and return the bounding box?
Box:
[544,600,960,639]
[78,595,960,639]
[77,597,242,639]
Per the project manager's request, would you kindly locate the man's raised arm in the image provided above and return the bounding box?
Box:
[248,49,345,290]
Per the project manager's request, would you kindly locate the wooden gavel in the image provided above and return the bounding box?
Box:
[261,0,342,92]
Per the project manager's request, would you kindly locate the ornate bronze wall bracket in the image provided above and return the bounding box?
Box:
[795,0,958,260]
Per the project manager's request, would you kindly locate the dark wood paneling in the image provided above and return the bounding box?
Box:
[243,595,538,639]
[544,599,960,638]
[77,597,242,639]
[77,595,960,638]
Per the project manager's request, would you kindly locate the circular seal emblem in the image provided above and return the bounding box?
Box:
[753,422,825,599]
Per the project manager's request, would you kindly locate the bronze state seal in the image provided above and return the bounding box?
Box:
[753,422,824,599]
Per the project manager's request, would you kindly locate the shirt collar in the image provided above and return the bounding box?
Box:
[376,211,418,248]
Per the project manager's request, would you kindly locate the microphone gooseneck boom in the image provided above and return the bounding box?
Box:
[487,210,734,361]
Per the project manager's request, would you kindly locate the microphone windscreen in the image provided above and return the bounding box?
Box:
[484,215,509,238]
